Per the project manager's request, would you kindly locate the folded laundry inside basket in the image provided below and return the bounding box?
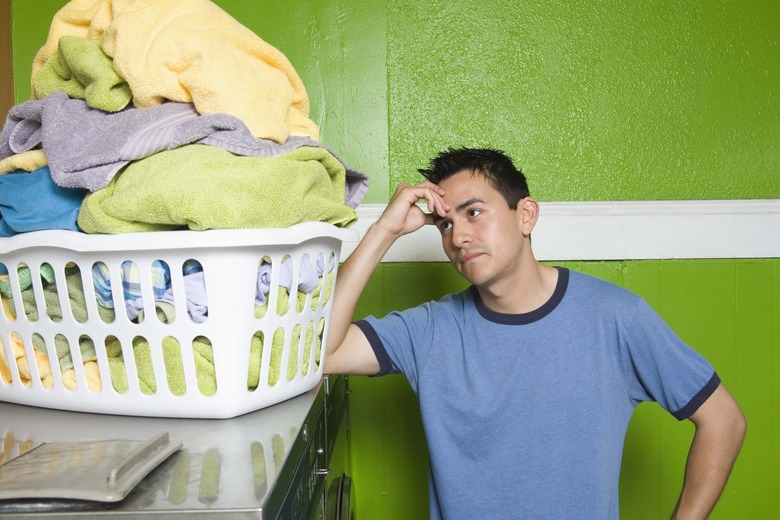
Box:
[91,259,207,323]
[0,259,332,395]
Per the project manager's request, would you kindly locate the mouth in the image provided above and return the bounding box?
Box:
[458,251,483,268]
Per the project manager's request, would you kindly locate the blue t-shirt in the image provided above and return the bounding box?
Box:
[356,268,718,520]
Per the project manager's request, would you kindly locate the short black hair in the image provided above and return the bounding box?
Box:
[418,147,530,209]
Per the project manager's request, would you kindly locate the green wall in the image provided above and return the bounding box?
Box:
[9,1,780,518]
[388,0,779,201]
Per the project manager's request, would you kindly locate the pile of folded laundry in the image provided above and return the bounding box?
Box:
[0,0,367,395]
[0,0,368,236]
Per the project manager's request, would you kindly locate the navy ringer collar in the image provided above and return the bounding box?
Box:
[472,267,569,325]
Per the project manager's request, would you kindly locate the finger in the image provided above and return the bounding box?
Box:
[424,191,450,216]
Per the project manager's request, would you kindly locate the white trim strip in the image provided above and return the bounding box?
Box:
[341,200,780,261]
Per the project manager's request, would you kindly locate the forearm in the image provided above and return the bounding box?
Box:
[671,428,742,518]
[671,385,746,519]
[324,181,448,372]
[326,223,399,355]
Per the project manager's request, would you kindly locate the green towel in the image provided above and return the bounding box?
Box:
[107,335,217,397]
[33,36,131,113]
[18,268,114,371]
[0,264,57,300]
[77,145,357,234]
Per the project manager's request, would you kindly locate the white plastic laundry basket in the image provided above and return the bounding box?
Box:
[0,222,357,418]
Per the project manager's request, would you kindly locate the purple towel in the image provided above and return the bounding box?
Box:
[0,91,368,207]
[0,99,45,159]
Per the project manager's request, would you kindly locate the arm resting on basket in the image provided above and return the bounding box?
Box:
[324,182,449,376]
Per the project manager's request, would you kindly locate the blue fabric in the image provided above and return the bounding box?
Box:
[359,268,718,520]
[91,259,205,322]
[0,166,87,236]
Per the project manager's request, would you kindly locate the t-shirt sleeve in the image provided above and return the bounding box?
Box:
[354,303,438,390]
[354,319,397,376]
[621,296,719,420]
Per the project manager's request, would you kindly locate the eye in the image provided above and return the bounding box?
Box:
[437,220,452,232]
[467,208,482,218]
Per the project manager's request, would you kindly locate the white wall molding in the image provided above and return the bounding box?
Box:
[341,200,780,261]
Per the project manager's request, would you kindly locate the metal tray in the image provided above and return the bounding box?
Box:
[0,432,181,502]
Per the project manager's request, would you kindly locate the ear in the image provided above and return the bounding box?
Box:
[517,196,540,237]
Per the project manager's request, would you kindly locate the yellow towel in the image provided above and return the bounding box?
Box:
[31,0,318,143]
[0,326,102,393]
[0,150,48,175]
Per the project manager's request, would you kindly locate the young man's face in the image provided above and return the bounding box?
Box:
[433,170,529,290]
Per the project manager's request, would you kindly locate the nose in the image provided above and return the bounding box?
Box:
[450,221,471,249]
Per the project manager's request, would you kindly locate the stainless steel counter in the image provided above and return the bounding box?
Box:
[0,376,346,519]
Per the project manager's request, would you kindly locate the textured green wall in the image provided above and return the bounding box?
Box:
[388,0,780,200]
[9,1,779,518]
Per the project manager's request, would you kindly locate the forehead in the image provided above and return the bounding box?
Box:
[439,170,501,203]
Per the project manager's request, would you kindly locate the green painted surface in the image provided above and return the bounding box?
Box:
[388,0,780,200]
[9,1,779,518]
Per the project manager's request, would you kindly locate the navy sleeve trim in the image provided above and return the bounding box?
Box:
[672,372,721,421]
[354,320,395,377]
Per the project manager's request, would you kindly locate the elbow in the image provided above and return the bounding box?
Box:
[720,400,747,459]
[733,407,747,446]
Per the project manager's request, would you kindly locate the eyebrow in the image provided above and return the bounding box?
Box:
[432,197,484,224]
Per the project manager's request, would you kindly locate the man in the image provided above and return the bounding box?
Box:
[324,147,745,519]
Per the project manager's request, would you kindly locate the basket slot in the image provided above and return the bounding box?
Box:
[105,261,129,323]
[88,261,115,324]
[191,336,216,397]
[271,255,291,318]
[93,335,115,394]
[161,336,185,396]
[19,263,42,324]
[69,334,98,393]
[288,324,301,382]
[247,331,263,392]
[39,263,59,323]
[167,259,207,325]
[122,261,150,324]
[0,261,9,323]
[103,335,131,395]
[40,333,66,390]
[268,328,285,387]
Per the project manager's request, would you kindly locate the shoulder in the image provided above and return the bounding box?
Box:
[368,287,474,330]
[561,270,653,324]
[566,269,643,303]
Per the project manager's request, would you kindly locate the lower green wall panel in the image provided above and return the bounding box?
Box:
[350,259,778,519]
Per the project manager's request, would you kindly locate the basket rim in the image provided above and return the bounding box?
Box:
[0,222,359,254]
